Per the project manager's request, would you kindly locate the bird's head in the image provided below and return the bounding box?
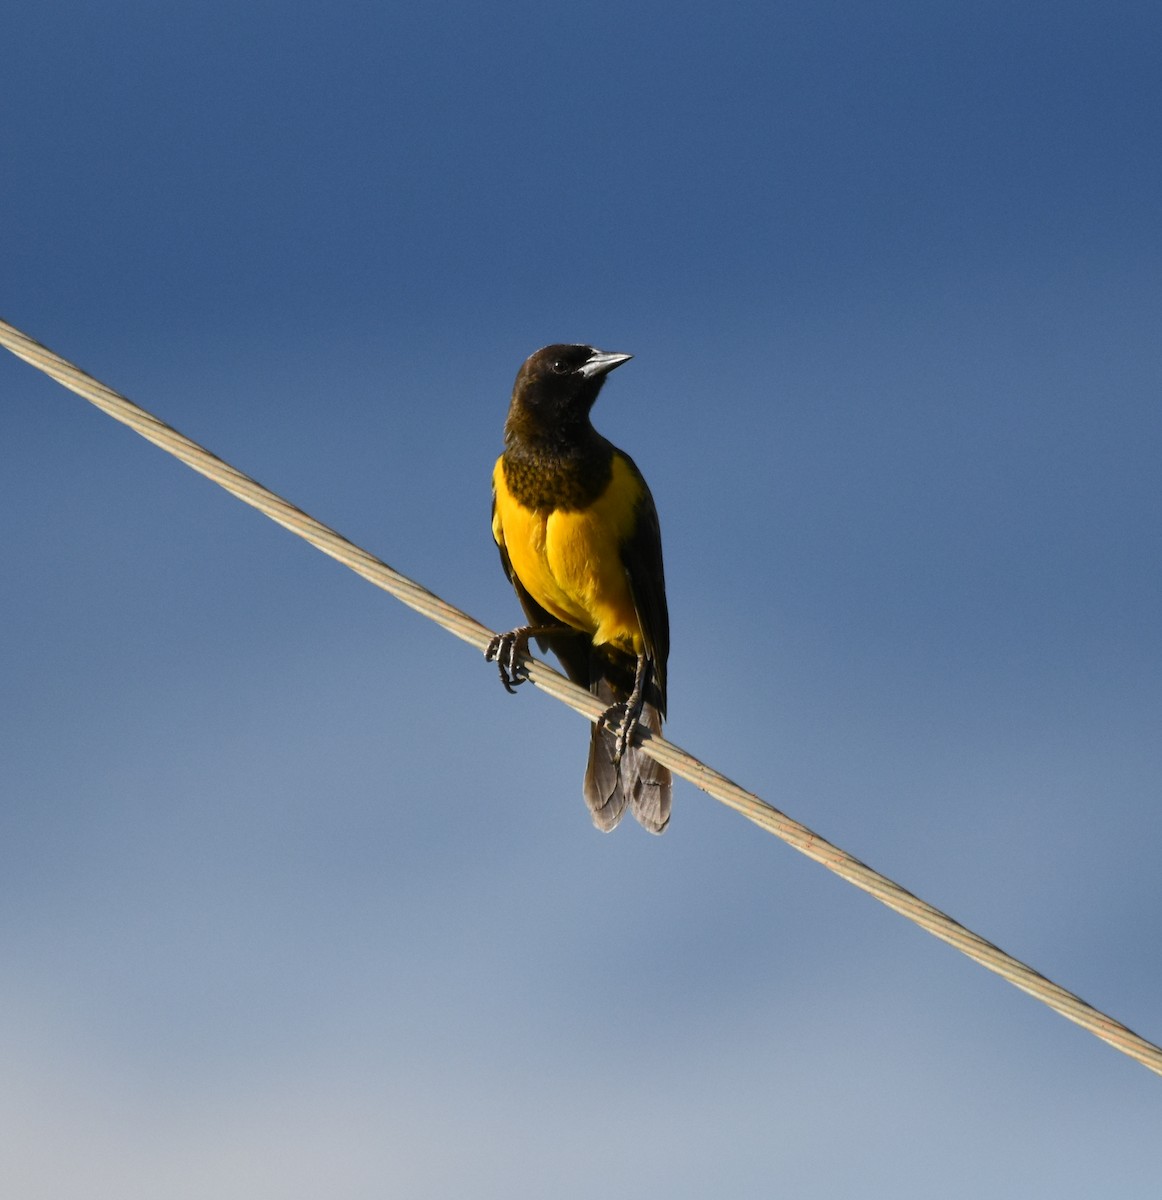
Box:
[505,344,632,445]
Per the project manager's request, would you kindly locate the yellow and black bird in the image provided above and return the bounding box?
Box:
[487,344,671,833]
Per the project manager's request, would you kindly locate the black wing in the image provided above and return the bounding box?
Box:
[615,451,670,715]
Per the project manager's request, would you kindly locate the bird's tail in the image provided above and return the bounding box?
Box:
[583,676,672,835]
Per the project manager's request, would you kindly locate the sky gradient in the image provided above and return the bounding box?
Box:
[3,3,1161,1196]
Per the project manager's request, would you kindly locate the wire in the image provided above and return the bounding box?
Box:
[3,316,1159,1079]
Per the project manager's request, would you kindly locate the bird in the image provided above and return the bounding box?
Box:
[487,344,671,833]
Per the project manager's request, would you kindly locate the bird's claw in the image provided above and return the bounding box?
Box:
[599,699,643,766]
[485,628,531,693]
[598,652,652,765]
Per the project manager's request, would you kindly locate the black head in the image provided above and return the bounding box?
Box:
[506,344,632,445]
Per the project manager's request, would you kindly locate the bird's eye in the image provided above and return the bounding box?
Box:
[550,360,569,375]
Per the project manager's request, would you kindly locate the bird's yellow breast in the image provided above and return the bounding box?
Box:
[493,452,645,655]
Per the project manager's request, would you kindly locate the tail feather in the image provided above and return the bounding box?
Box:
[582,677,671,834]
[584,722,629,832]
[625,701,671,834]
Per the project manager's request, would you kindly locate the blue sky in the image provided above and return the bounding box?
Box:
[3,2,1161,1195]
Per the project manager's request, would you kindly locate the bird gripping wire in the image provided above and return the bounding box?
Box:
[2,315,1159,1079]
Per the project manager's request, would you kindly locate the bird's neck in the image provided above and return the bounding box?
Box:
[501,430,613,512]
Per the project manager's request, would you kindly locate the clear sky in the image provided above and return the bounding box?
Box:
[3,2,1161,1196]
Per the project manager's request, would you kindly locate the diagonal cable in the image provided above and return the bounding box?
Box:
[2,316,1159,1079]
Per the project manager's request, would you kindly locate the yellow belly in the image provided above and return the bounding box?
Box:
[493,453,644,655]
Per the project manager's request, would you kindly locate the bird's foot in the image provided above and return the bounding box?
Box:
[598,701,641,765]
[485,627,534,693]
[598,653,651,765]
[485,624,571,694]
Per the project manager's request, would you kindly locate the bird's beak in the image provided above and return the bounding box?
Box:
[580,350,633,379]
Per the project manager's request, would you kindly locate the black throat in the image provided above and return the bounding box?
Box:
[501,432,614,512]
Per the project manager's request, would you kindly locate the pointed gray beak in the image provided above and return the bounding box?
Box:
[579,349,633,379]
